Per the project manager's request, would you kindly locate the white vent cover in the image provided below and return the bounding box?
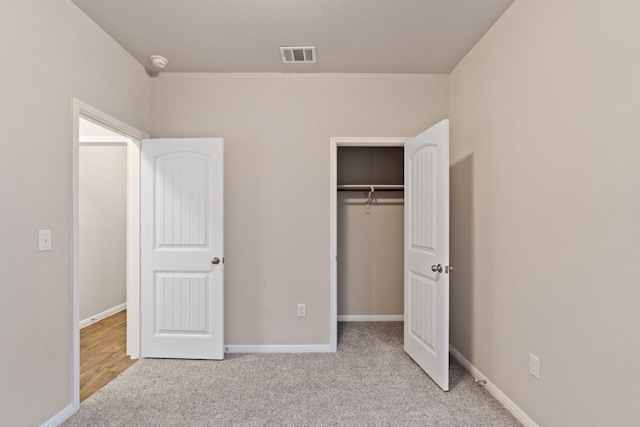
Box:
[279,46,316,63]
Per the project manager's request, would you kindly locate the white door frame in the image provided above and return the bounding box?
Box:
[329,137,406,351]
[71,98,149,409]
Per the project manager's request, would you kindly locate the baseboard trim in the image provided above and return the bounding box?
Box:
[79,302,127,329]
[40,403,75,427]
[449,345,539,427]
[225,344,333,354]
[337,315,404,322]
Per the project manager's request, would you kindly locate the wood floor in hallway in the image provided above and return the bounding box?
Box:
[80,310,136,402]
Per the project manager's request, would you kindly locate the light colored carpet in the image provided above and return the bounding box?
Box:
[65,322,521,426]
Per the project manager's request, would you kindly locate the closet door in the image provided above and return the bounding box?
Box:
[404,120,450,391]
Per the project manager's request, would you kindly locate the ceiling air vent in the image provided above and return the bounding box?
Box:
[279,46,316,64]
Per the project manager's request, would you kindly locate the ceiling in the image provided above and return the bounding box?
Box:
[70,0,514,74]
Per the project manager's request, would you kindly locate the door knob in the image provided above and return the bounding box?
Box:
[431,264,443,273]
[211,257,220,265]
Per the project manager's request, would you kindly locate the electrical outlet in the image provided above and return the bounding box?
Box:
[297,304,306,317]
[529,353,540,380]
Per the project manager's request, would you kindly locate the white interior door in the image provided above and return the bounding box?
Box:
[141,138,224,359]
[404,119,450,390]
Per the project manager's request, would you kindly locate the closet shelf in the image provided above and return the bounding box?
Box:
[337,184,404,191]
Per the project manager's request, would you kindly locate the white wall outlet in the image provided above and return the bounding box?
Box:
[529,353,540,380]
[297,303,306,317]
[38,230,52,252]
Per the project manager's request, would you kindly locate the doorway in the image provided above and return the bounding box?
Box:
[71,99,148,409]
[78,118,130,401]
[79,118,128,328]
[336,146,405,322]
[329,137,406,351]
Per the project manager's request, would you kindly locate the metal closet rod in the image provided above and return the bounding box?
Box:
[337,184,404,191]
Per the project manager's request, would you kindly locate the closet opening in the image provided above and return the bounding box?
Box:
[329,138,407,351]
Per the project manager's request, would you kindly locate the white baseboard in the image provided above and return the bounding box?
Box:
[449,345,539,427]
[225,344,333,354]
[40,403,75,427]
[337,315,404,322]
[79,302,127,329]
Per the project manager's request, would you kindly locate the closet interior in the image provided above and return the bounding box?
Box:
[337,147,405,319]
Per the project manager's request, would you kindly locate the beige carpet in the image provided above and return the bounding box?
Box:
[65,322,521,426]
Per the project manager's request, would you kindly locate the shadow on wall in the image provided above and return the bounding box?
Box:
[450,153,474,359]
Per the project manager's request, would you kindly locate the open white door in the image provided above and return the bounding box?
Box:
[404,120,450,390]
[141,138,224,359]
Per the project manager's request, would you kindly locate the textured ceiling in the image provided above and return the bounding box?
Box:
[70,0,514,73]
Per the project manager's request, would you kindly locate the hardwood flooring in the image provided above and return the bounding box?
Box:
[80,310,136,402]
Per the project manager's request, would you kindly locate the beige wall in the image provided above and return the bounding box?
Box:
[151,73,448,344]
[79,145,127,322]
[449,0,640,425]
[0,0,150,425]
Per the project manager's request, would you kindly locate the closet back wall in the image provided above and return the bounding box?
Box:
[151,73,449,346]
[337,147,404,317]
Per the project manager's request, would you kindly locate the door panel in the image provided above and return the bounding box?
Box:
[155,273,208,333]
[155,154,208,247]
[141,138,224,360]
[404,120,449,391]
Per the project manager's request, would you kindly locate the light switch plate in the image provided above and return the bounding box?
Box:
[39,230,52,251]
[529,353,540,380]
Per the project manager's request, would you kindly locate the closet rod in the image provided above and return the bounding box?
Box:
[337,184,404,191]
